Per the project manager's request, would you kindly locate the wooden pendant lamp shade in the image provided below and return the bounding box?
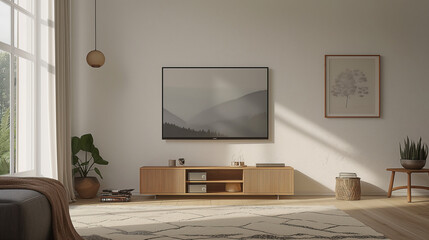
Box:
[87,0,105,68]
[86,50,105,68]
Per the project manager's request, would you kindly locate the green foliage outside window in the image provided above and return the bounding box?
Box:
[0,109,10,174]
[0,52,11,175]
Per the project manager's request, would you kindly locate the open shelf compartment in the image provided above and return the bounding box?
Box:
[186,169,244,194]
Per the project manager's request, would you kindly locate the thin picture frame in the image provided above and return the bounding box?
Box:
[162,67,269,140]
[325,55,380,118]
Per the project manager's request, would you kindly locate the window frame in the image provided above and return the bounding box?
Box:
[0,0,39,175]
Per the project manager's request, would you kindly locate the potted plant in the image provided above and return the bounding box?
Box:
[399,137,428,170]
[72,133,108,198]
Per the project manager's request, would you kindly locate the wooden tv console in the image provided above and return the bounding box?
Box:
[140,166,294,198]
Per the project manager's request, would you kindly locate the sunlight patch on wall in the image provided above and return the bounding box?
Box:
[274,103,361,191]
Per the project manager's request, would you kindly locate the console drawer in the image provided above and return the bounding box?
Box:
[188,184,207,193]
[188,172,207,181]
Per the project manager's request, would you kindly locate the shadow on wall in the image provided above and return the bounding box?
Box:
[273,103,422,195]
[295,172,388,196]
[294,170,333,195]
[275,107,356,162]
[360,181,386,196]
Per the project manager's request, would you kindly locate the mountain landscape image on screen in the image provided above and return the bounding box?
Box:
[163,90,268,138]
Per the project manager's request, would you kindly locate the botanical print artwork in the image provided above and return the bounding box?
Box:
[331,69,369,108]
[325,55,380,117]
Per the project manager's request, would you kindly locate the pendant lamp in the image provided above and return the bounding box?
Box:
[86,0,105,68]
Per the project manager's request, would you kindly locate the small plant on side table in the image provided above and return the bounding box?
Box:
[399,137,428,170]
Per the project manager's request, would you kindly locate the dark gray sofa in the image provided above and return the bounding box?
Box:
[0,189,53,240]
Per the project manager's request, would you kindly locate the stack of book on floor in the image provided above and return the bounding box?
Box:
[338,172,357,178]
[100,189,134,202]
[256,163,285,167]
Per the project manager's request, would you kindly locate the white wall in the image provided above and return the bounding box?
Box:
[71,0,429,195]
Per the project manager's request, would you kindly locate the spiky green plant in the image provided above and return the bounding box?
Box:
[399,137,428,160]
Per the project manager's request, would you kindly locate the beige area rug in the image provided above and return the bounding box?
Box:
[70,205,388,240]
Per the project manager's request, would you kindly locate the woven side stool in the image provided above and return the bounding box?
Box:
[335,177,361,200]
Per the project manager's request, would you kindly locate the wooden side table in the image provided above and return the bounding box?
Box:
[386,168,429,202]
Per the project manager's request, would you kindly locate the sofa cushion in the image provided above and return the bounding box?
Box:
[0,189,52,240]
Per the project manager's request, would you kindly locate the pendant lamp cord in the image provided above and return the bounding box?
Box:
[95,0,97,50]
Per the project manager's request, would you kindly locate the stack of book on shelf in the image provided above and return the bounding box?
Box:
[338,172,358,178]
[100,189,134,202]
[256,163,285,167]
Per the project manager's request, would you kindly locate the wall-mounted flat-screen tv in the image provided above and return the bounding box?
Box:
[162,67,269,139]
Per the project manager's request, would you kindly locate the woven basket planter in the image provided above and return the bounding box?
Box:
[335,177,361,200]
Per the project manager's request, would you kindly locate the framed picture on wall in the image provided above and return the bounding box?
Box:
[325,55,380,118]
[162,67,269,139]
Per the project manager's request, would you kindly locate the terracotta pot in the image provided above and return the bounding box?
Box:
[400,159,426,170]
[74,177,100,199]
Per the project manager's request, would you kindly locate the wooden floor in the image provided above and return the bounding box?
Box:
[73,195,429,240]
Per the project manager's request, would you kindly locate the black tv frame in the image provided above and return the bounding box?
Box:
[162,67,269,140]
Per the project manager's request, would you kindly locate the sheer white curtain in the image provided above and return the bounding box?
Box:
[34,0,75,201]
[55,0,75,201]
[38,0,58,179]
[15,0,58,178]
[36,0,75,201]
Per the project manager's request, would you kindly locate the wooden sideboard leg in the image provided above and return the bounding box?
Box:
[407,173,412,203]
[277,195,279,200]
[387,171,395,198]
[154,195,157,200]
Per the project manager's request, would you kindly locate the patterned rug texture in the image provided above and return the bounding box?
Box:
[70,204,388,240]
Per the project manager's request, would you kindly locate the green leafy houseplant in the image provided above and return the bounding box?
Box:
[72,133,108,179]
[399,137,428,160]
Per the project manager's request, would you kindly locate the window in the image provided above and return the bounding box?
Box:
[0,0,55,175]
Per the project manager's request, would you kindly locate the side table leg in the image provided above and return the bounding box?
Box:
[387,171,395,198]
[407,173,411,203]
